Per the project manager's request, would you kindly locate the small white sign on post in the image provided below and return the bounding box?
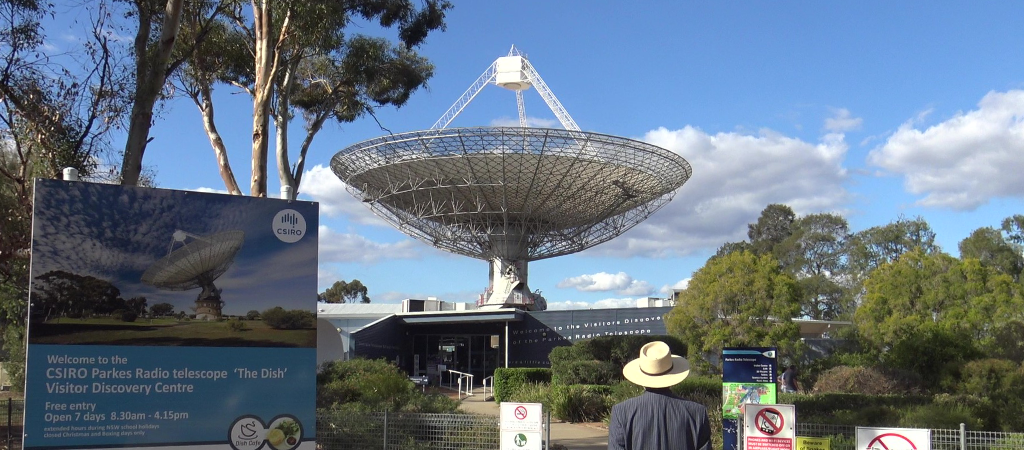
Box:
[500,402,543,450]
[856,427,931,450]
[743,404,796,450]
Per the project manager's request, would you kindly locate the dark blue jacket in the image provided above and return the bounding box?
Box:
[608,389,711,450]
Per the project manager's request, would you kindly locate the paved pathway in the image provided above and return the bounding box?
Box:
[457,391,609,450]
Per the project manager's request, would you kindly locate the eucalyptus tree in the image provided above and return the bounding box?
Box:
[778,213,852,320]
[959,226,1024,280]
[666,250,802,373]
[175,0,450,197]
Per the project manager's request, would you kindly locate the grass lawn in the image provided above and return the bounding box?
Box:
[29,319,315,347]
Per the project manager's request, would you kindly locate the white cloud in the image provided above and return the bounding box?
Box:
[544,297,638,310]
[557,272,654,296]
[592,298,641,309]
[545,300,594,310]
[824,108,863,132]
[659,278,690,295]
[301,165,387,225]
[868,90,1024,210]
[318,226,421,263]
[586,125,850,258]
[490,116,560,128]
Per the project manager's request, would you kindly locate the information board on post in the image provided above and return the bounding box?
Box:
[722,347,778,450]
[743,404,795,450]
[22,180,319,450]
[500,402,542,450]
[856,427,931,450]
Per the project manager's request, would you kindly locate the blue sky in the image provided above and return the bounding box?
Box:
[43,2,1024,309]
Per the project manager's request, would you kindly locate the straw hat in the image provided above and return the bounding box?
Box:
[622,341,691,388]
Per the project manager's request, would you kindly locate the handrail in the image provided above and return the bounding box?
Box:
[482,375,494,399]
[446,369,474,399]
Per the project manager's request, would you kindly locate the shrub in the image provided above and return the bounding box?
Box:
[493,368,551,403]
[551,360,619,385]
[505,381,553,411]
[111,309,137,322]
[262,307,315,329]
[812,365,922,395]
[550,384,611,423]
[318,358,417,411]
[957,358,1023,399]
[898,402,984,430]
[227,319,247,332]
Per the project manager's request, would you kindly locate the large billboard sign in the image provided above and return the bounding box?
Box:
[23,180,318,450]
[721,347,778,450]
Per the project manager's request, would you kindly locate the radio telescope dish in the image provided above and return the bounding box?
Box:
[142,230,245,320]
[331,47,692,310]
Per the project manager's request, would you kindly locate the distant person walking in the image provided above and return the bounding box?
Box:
[608,341,711,450]
[780,365,800,393]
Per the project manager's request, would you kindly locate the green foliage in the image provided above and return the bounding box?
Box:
[112,309,137,323]
[898,402,985,430]
[549,384,612,423]
[149,302,174,317]
[666,250,802,373]
[786,393,931,426]
[317,358,458,413]
[227,319,247,332]
[319,279,371,303]
[812,365,922,395]
[551,360,619,386]
[881,327,980,390]
[959,227,1024,279]
[245,310,261,321]
[504,381,553,411]
[261,307,315,329]
[492,368,551,403]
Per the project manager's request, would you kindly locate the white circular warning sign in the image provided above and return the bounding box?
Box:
[744,403,796,450]
[856,427,931,450]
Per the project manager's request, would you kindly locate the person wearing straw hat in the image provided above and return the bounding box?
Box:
[608,341,711,450]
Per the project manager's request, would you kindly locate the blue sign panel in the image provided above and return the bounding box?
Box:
[721,347,778,450]
[24,180,318,450]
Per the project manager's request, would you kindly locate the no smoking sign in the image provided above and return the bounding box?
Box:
[744,404,796,450]
[500,403,543,450]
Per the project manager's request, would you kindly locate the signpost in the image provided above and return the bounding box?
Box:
[722,347,778,450]
[22,180,319,450]
[743,404,795,450]
[500,402,542,450]
[856,427,931,450]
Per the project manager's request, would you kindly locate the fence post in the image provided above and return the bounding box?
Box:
[7,398,12,450]
[383,410,388,450]
[546,409,551,450]
[959,423,966,450]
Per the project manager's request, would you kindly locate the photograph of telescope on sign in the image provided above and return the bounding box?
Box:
[26,180,318,348]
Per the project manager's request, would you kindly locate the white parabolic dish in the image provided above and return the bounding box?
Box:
[141,230,245,290]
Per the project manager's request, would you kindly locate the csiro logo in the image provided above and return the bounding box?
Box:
[273,209,306,243]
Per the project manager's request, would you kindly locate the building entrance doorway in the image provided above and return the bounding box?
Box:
[413,334,502,385]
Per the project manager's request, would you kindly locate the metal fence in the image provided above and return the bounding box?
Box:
[4,398,1024,450]
[318,409,500,450]
[798,423,1024,450]
[2,398,25,450]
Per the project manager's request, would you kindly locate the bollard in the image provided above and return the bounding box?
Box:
[959,423,966,450]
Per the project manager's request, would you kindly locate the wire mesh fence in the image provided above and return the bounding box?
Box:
[317,409,501,450]
[797,422,1024,450]
[4,398,1024,450]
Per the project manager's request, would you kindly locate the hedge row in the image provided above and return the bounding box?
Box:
[493,368,551,402]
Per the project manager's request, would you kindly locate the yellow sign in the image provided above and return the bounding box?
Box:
[797,437,830,450]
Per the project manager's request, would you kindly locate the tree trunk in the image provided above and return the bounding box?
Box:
[121,0,186,186]
[249,0,276,197]
[195,84,241,195]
